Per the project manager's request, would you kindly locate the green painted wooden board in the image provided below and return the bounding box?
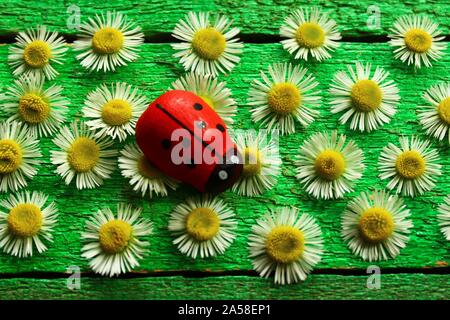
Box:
[0,274,449,300]
[0,0,448,36]
[0,0,449,300]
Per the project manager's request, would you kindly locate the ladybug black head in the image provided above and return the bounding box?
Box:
[205,148,243,194]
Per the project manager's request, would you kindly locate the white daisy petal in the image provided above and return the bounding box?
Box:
[8,25,67,80]
[388,15,446,68]
[248,207,323,285]
[82,82,147,141]
[342,190,413,262]
[168,196,237,259]
[73,11,144,72]
[50,121,118,190]
[118,142,178,198]
[1,73,69,137]
[249,62,321,136]
[417,83,450,143]
[378,136,441,197]
[296,130,365,200]
[171,12,243,76]
[329,62,400,132]
[0,191,58,258]
[81,204,152,277]
[0,121,41,192]
[280,7,341,62]
[232,130,281,196]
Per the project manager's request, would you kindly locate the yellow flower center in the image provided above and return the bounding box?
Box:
[267,82,301,115]
[242,147,262,177]
[67,137,100,173]
[295,22,325,49]
[199,95,215,109]
[351,79,383,112]
[0,139,23,174]
[437,97,450,125]
[192,27,226,60]
[23,40,52,68]
[7,203,43,237]
[395,150,426,180]
[358,207,394,243]
[92,27,124,54]
[138,156,162,179]
[314,149,346,181]
[186,207,220,241]
[266,225,304,264]
[99,220,133,254]
[18,93,50,124]
[404,28,432,53]
[101,99,133,126]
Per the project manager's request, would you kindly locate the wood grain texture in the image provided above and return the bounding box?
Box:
[0,0,449,300]
[0,42,449,275]
[0,0,448,37]
[0,274,449,300]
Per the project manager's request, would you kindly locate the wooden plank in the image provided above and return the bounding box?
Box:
[0,42,449,273]
[0,274,448,299]
[0,0,448,37]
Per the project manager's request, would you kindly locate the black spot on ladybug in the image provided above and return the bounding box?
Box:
[194,103,203,110]
[161,139,171,149]
[216,124,225,132]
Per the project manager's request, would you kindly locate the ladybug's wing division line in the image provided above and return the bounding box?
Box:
[156,103,215,152]
[136,90,242,193]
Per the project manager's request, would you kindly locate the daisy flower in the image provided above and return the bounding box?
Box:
[170,72,237,125]
[171,12,244,76]
[118,142,178,197]
[8,25,67,80]
[342,190,413,261]
[417,83,450,143]
[438,196,450,241]
[0,121,41,192]
[249,62,321,136]
[296,131,365,200]
[168,196,237,259]
[81,203,152,277]
[378,136,441,197]
[73,11,144,72]
[329,62,400,132]
[0,191,58,258]
[280,7,341,61]
[388,15,447,68]
[82,82,147,141]
[232,130,281,196]
[50,121,118,190]
[248,207,323,285]
[1,73,68,137]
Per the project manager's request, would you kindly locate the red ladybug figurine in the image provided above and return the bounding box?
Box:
[135,90,243,193]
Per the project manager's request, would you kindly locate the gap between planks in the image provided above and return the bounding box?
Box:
[0,32,449,44]
[0,266,449,280]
